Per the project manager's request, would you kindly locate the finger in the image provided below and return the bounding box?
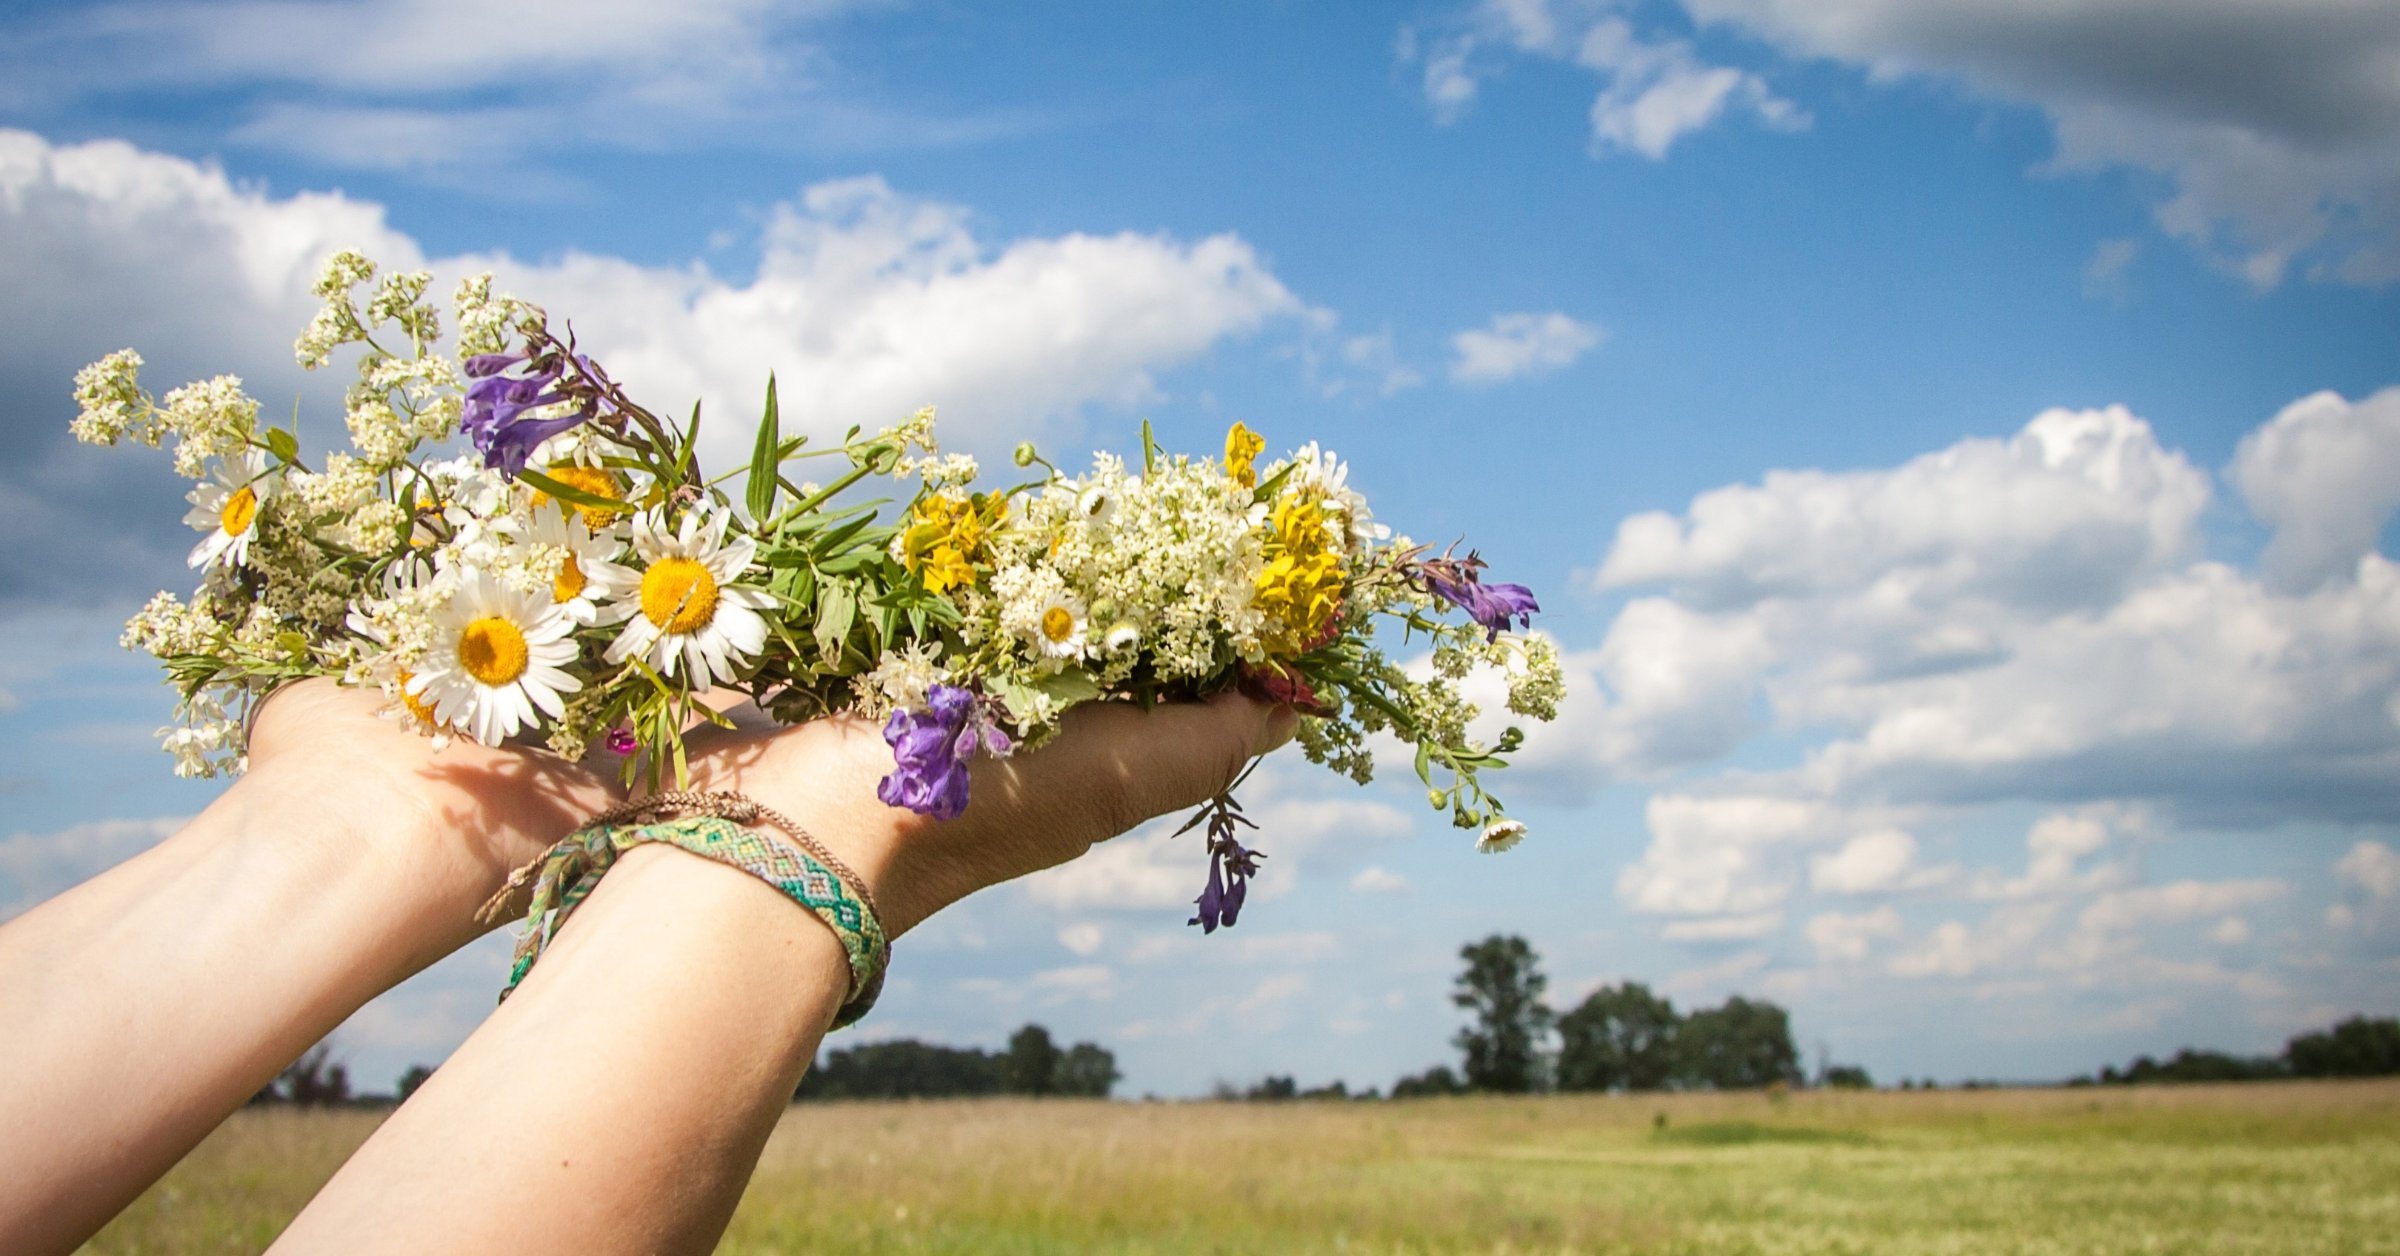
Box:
[989,695,1297,837]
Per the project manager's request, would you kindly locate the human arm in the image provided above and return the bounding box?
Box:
[0,679,621,1256]
[267,693,1294,1254]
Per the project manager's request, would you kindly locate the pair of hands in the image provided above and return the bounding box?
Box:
[246,678,1298,944]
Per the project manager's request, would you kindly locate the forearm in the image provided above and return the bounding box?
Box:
[270,844,844,1255]
[0,766,507,1255]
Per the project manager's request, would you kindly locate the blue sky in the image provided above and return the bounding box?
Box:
[2,0,2398,1097]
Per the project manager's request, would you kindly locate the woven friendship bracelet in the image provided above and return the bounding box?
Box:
[480,793,889,1029]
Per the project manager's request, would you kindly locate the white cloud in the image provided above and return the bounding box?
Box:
[2335,839,2400,900]
[2211,917,2253,946]
[2082,237,2139,302]
[1449,311,1603,383]
[2232,387,2400,593]
[1659,910,1783,941]
[1350,865,1409,894]
[2076,879,2286,935]
[1810,828,1918,894]
[1407,2,1806,159]
[0,130,1308,611]
[1805,905,1901,962]
[1663,947,1769,994]
[1020,783,1412,912]
[1587,399,2400,849]
[1057,922,1104,956]
[1968,806,2139,901]
[0,815,186,918]
[0,2,1025,175]
[1678,0,2400,285]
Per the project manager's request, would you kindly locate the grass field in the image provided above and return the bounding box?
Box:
[82,1079,2400,1254]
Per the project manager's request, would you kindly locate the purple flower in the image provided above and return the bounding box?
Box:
[877,684,1000,821]
[1419,552,1540,641]
[460,355,598,477]
[1189,836,1262,934]
[604,726,639,756]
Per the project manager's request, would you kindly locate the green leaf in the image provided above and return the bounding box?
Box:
[518,468,621,511]
[746,375,780,523]
[985,675,1043,726]
[263,427,299,466]
[1140,419,1159,474]
[1250,461,1296,505]
[1033,668,1101,706]
[814,580,856,662]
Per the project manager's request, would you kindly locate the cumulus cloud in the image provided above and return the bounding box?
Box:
[1448,311,1604,383]
[1658,909,1783,941]
[1811,828,1929,895]
[1677,0,2400,285]
[2232,387,2400,593]
[0,815,186,918]
[1805,905,1901,962]
[1350,865,1409,894]
[0,130,1307,615]
[2336,840,2400,900]
[1406,0,1806,158]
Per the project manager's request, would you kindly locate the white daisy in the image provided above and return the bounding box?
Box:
[1100,617,1142,653]
[1027,589,1090,661]
[411,569,582,748]
[1477,818,1528,854]
[524,507,632,625]
[600,506,774,686]
[184,450,278,569]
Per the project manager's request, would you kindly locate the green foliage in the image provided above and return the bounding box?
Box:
[394,1064,434,1102]
[1822,1064,1875,1090]
[1557,981,1680,1093]
[1390,1065,1466,1098]
[1674,996,1804,1091]
[1006,1024,1063,1098]
[796,1024,1120,1101]
[2287,1015,2400,1078]
[1450,934,1552,1093]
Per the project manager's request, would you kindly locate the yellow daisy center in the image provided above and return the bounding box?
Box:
[641,557,719,634]
[532,463,626,529]
[553,553,587,603]
[395,669,440,726]
[1041,606,1077,643]
[457,617,530,687]
[219,485,259,536]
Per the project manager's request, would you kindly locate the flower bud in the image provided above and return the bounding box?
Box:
[1013,441,1039,468]
[1427,788,1449,809]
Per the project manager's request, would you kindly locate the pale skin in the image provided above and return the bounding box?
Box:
[0,678,1294,1255]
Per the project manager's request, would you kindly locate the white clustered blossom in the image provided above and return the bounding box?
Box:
[1504,635,1565,721]
[454,273,521,357]
[160,689,246,779]
[159,376,260,479]
[989,453,1266,685]
[296,250,377,369]
[906,452,980,487]
[852,640,951,718]
[69,350,153,447]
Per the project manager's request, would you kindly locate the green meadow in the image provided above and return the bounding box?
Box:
[84,1080,2400,1254]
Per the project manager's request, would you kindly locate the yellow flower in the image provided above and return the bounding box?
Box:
[900,492,1006,595]
[1254,492,1345,655]
[529,461,627,529]
[1224,422,1266,490]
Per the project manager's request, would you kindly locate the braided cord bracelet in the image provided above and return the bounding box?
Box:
[479,791,890,1029]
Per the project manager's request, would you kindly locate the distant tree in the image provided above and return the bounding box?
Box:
[396,1064,435,1102]
[1452,934,1552,1093]
[1245,1075,1298,1101]
[1053,1042,1121,1098]
[1298,1080,1351,1100]
[1673,997,1801,1090]
[1391,1066,1466,1098]
[1006,1024,1063,1096]
[798,1039,1005,1100]
[1557,982,1679,1092]
[280,1042,350,1107]
[2286,1015,2400,1078]
[1821,1065,1873,1090]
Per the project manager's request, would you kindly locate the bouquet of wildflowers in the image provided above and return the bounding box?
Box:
[74,252,1562,928]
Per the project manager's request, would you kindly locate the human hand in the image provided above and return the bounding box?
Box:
[673,694,1298,938]
[242,677,623,913]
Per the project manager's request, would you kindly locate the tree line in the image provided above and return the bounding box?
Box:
[794,1023,1120,1101]
[1382,934,1815,1097]
[2070,1014,2400,1086]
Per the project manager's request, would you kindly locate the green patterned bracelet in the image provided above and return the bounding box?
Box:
[482,795,889,1029]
